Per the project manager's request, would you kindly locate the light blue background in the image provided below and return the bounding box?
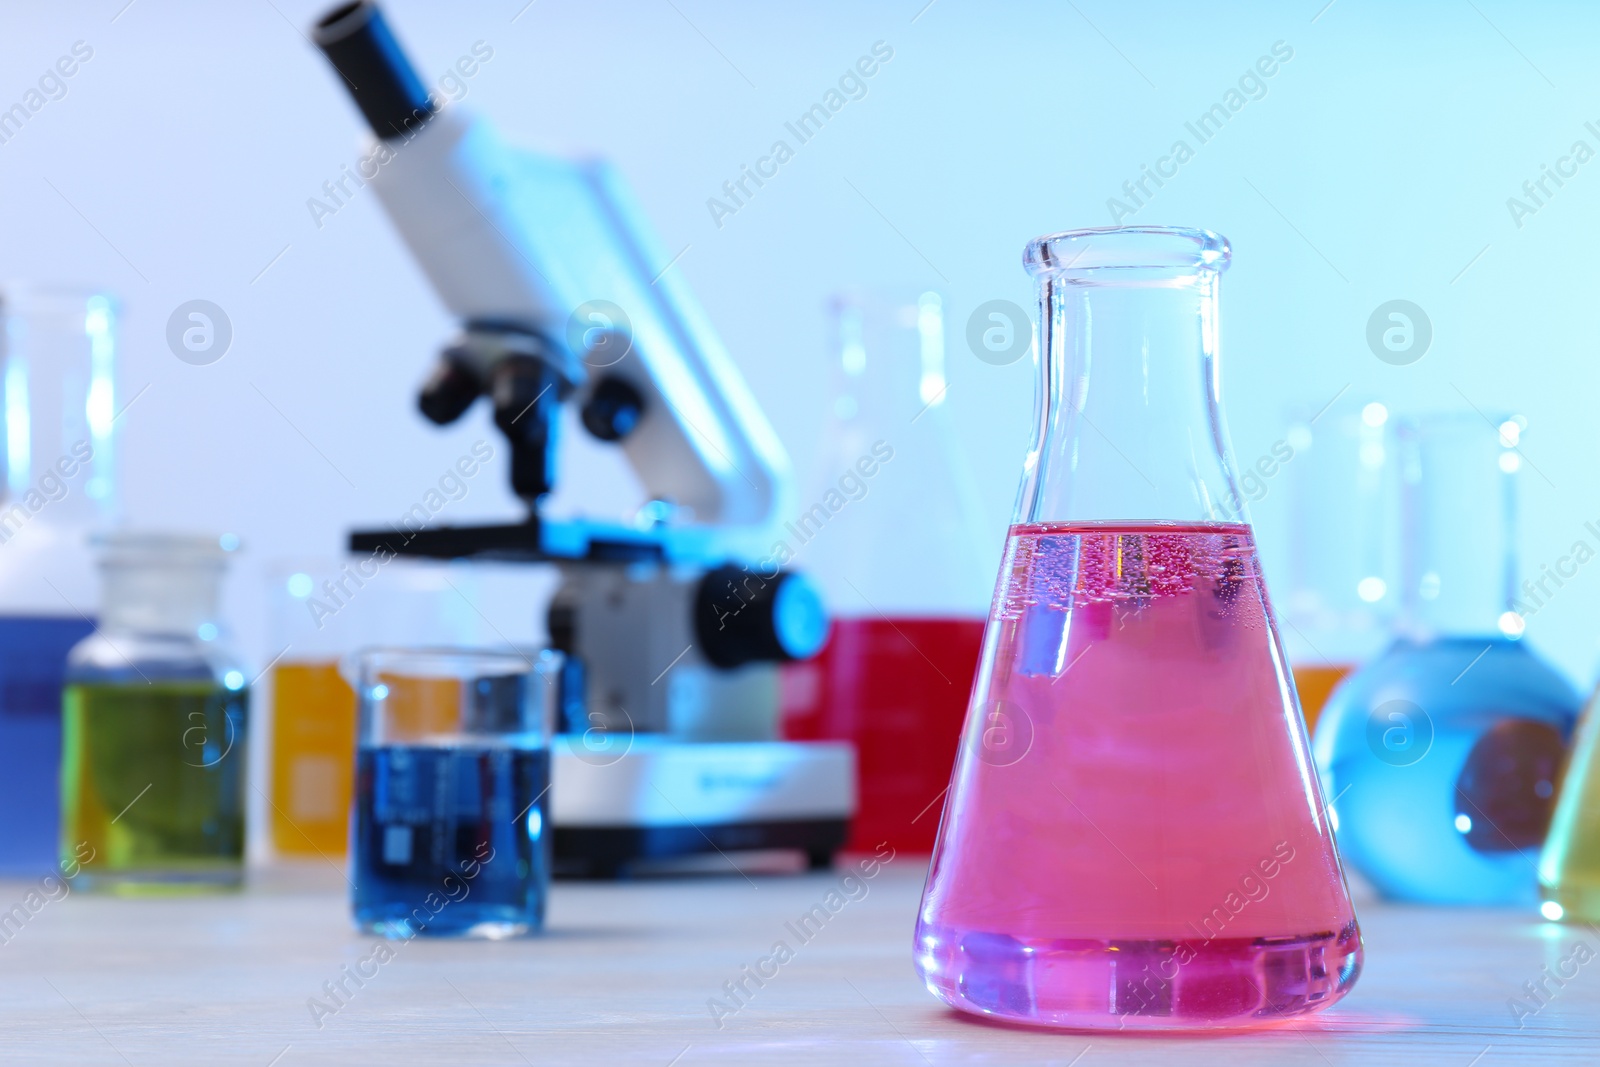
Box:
[0,1,1595,686]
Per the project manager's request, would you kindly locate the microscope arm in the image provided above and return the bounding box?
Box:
[314,2,790,533]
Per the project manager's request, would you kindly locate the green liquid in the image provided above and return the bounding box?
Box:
[60,681,249,893]
[1542,693,1600,921]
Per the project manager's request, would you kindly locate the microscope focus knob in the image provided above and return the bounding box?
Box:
[694,566,828,669]
[581,376,645,441]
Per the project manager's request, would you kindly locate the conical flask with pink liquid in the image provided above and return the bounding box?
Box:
[914,227,1362,1030]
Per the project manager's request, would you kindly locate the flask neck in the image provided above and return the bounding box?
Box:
[1020,228,1240,526]
[827,291,947,426]
[810,291,994,616]
[1399,415,1519,640]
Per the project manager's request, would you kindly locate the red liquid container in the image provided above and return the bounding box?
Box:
[914,227,1362,1031]
[782,617,985,853]
[788,291,997,855]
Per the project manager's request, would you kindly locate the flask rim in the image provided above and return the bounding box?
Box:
[353,645,550,682]
[0,283,120,316]
[1024,226,1231,277]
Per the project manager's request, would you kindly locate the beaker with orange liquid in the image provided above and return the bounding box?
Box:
[264,559,508,859]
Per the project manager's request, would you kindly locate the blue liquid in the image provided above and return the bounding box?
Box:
[353,744,550,937]
[1312,637,1578,904]
[0,615,95,875]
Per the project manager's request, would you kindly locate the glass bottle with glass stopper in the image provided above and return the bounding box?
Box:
[915,227,1362,1030]
[60,532,250,892]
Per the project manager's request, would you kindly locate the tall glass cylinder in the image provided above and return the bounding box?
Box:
[915,227,1361,1030]
[0,287,116,874]
[0,286,116,608]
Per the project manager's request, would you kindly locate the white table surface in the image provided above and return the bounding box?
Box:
[0,858,1594,1065]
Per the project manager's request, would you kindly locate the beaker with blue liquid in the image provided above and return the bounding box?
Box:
[352,648,557,938]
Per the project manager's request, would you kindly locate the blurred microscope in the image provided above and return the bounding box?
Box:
[313,2,851,876]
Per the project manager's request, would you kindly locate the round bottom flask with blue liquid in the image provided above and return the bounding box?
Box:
[1314,415,1578,905]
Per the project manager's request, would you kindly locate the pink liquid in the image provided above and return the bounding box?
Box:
[915,522,1362,1030]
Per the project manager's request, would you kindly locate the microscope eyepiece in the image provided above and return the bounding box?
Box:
[313,1,435,140]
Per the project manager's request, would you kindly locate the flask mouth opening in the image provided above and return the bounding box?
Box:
[1025,226,1231,277]
[354,646,546,683]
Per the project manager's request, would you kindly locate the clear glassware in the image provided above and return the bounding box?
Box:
[1280,399,1402,733]
[780,291,992,854]
[0,285,117,548]
[1315,415,1578,905]
[264,558,360,861]
[1542,686,1600,922]
[60,532,249,892]
[263,557,492,861]
[352,647,557,939]
[0,286,116,874]
[914,226,1362,1030]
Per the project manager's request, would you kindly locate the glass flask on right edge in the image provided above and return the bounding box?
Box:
[1542,686,1600,921]
[915,227,1362,1031]
[1314,415,1578,905]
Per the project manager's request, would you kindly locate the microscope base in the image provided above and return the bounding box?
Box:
[550,739,855,879]
[553,819,850,879]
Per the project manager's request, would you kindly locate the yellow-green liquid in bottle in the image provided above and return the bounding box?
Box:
[60,680,249,894]
[1541,691,1600,921]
